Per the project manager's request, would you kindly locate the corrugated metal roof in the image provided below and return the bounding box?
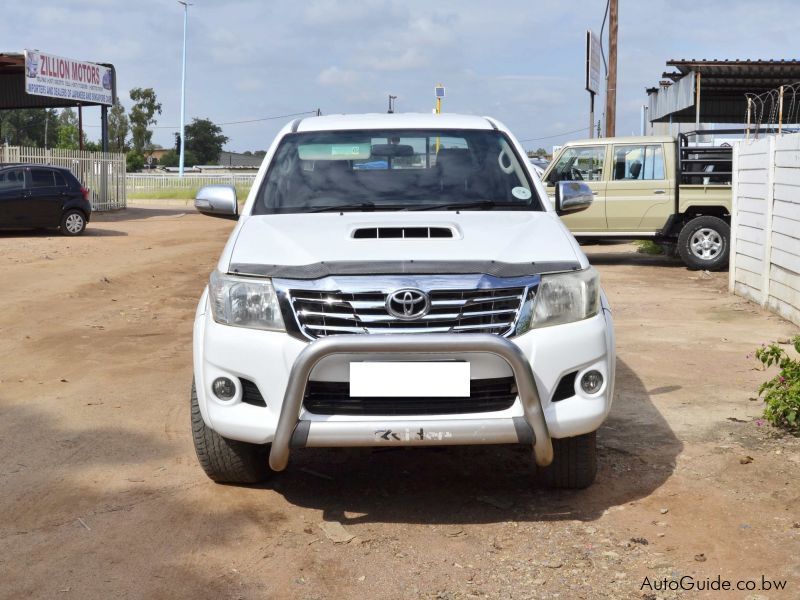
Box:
[647,59,800,123]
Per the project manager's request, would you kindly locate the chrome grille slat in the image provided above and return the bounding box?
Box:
[288,282,532,340]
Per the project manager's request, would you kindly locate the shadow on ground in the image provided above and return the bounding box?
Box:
[586,251,685,268]
[0,227,127,238]
[92,207,194,222]
[272,358,682,524]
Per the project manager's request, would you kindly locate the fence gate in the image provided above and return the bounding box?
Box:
[1,144,126,211]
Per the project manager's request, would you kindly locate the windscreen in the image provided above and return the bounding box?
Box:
[253,129,541,214]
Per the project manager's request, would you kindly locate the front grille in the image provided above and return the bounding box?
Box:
[304,376,517,415]
[288,286,528,339]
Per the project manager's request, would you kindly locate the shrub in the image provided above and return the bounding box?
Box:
[633,240,664,255]
[126,151,145,173]
[755,335,800,433]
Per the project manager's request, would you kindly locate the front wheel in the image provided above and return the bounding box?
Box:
[190,381,274,484]
[60,209,87,236]
[534,431,597,489]
[677,216,730,271]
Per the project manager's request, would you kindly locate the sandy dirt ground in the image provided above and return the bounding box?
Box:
[1,207,798,600]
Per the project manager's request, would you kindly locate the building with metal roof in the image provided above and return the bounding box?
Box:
[646,59,800,124]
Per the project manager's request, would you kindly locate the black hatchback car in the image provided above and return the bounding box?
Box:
[0,164,91,235]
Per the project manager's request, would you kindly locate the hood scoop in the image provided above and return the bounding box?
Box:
[352,226,456,240]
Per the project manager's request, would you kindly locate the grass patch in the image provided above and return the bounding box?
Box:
[633,240,664,255]
[127,185,252,200]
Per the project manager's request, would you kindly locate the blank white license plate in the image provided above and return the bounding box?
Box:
[349,362,470,397]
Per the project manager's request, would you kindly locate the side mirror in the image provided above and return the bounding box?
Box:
[195,185,238,219]
[555,181,593,215]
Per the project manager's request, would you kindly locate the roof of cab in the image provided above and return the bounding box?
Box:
[294,112,498,133]
[561,135,675,146]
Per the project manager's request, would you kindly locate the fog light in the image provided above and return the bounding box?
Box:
[212,377,236,400]
[580,370,603,394]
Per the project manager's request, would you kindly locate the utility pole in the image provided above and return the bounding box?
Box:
[604,0,618,138]
[178,1,192,177]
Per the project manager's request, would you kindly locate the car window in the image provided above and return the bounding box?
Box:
[53,171,68,188]
[549,146,604,182]
[612,145,665,181]
[254,128,541,214]
[0,169,25,191]
[31,169,56,188]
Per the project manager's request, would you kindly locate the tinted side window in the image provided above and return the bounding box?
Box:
[31,169,56,188]
[53,171,68,188]
[0,169,25,191]
[612,145,665,181]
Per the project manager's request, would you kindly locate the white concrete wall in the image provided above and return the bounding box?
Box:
[730,133,800,325]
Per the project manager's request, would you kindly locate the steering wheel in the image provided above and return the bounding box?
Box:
[497,150,515,174]
[569,167,584,181]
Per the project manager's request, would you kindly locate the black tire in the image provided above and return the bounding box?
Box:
[59,209,87,236]
[534,431,597,489]
[677,216,730,271]
[190,381,273,484]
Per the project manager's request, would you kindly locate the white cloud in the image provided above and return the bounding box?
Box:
[317,66,361,85]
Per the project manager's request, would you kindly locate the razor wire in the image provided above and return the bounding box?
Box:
[745,82,800,140]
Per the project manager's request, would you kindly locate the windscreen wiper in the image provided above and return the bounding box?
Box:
[308,202,376,213]
[414,200,525,211]
[308,202,414,213]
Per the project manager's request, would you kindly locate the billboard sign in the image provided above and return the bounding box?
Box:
[24,49,114,105]
[585,30,602,95]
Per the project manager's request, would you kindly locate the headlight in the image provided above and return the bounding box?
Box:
[208,270,285,331]
[516,267,600,334]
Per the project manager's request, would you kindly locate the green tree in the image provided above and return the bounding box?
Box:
[129,87,162,155]
[56,108,80,149]
[158,148,197,168]
[108,98,130,152]
[126,152,145,172]
[184,117,229,164]
[0,108,59,147]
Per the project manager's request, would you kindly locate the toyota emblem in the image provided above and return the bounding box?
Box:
[386,288,430,320]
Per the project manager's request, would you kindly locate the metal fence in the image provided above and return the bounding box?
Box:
[1,144,126,211]
[126,173,257,192]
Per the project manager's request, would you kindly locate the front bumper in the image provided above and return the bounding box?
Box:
[193,290,615,469]
[270,333,553,470]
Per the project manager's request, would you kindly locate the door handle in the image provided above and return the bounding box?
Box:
[592,191,598,196]
[653,189,666,194]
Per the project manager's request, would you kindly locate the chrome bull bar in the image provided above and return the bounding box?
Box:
[268,333,554,471]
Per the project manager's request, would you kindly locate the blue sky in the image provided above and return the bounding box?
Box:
[2,0,797,152]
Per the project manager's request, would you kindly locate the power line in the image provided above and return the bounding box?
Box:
[81,109,320,129]
[518,127,590,143]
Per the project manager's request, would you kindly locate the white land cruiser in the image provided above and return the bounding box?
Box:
[191,113,615,489]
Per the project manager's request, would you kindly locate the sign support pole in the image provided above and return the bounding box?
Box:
[78,104,83,151]
[588,92,595,138]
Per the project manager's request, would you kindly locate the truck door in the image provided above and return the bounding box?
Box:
[543,145,607,231]
[605,143,672,232]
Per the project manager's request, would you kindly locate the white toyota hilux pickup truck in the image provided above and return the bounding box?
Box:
[191,113,615,489]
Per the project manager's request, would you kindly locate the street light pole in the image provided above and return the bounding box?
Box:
[178,1,191,178]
